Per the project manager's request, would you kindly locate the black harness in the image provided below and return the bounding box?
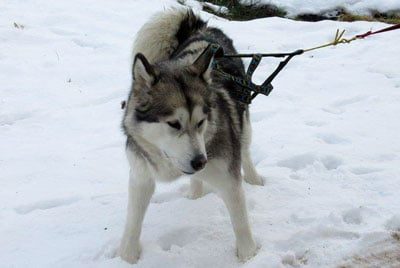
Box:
[211,44,304,104]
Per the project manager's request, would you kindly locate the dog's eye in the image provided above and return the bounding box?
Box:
[197,119,205,128]
[167,121,181,130]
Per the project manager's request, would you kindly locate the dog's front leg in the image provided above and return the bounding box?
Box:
[197,162,258,262]
[120,167,155,264]
[220,181,258,262]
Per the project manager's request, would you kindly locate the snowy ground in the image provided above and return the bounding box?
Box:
[241,0,400,17]
[1,0,400,267]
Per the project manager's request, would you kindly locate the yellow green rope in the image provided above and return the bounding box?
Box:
[303,29,359,52]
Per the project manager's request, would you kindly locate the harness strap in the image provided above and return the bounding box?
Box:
[214,48,303,104]
[246,54,262,79]
[252,49,303,101]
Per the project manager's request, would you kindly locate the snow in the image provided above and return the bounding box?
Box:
[1,0,400,267]
[241,0,400,17]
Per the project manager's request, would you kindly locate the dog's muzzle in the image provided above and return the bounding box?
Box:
[190,154,207,171]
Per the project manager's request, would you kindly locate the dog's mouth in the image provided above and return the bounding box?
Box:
[162,151,194,175]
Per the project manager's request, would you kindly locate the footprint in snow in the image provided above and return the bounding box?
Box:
[277,153,317,171]
[158,227,202,251]
[50,27,79,37]
[316,133,350,144]
[321,95,368,117]
[322,107,344,115]
[277,153,343,171]
[91,192,124,205]
[72,38,106,49]
[14,196,81,214]
[304,120,326,127]
[342,207,375,225]
[281,250,309,267]
[0,112,34,126]
[276,227,360,251]
[320,155,343,170]
[332,95,368,108]
[350,166,383,175]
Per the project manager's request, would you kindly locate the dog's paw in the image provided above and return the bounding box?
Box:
[243,174,265,186]
[237,240,258,262]
[185,189,204,200]
[119,240,141,264]
[185,180,204,199]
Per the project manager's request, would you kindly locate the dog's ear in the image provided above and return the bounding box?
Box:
[132,53,157,86]
[190,44,222,84]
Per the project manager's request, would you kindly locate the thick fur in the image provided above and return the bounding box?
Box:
[120,8,263,264]
[132,8,206,64]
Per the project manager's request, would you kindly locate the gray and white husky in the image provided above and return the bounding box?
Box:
[120,8,263,264]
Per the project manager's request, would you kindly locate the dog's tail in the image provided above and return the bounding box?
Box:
[132,8,206,64]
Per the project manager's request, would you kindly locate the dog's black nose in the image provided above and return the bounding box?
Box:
[191,155,207,171]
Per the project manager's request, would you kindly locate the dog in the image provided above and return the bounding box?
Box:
[119,8,264,264]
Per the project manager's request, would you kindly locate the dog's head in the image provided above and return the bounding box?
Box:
[125,46,217,174]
